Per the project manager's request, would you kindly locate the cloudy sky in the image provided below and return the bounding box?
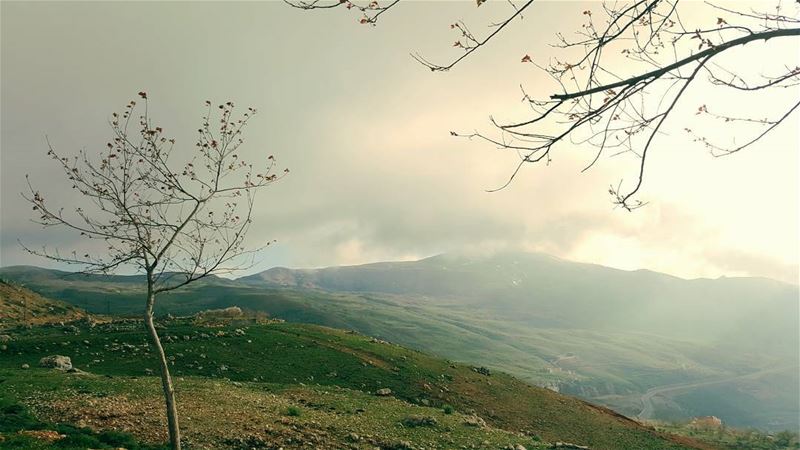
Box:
[1,1,798,283]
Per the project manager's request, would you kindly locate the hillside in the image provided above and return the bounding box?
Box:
[0,279,86,327]
[242,252,797,350]
[0,317,706,449]
[1,253,797,431]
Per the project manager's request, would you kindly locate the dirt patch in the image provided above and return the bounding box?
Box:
[25,380,338,449]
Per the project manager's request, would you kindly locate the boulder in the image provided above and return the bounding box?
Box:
[552,443,590,449]
[401,415,438,428]
[39,355,73,371]
[375,388,392,396]
[381,440,414,450]
[197,306,242,318]
[472,366,492,376]
[463,414,487,428]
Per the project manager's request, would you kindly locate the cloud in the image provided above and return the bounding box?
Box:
[1,1,796,284]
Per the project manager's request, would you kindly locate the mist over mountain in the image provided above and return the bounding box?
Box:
[2,251,798,431]
[242,252,798,350]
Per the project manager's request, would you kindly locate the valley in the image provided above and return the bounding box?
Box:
[2,252,797,433]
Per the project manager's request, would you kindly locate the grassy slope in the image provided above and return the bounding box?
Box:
[0,280,87,327]
[2,264,796,431]
[0,318,704,450]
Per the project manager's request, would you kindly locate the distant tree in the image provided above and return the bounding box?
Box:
[22,93,285,449]
[288,0,799,209]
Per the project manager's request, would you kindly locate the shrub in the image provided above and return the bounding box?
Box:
[286,406,302,417]
[98,430,140,447]
[442,404,454,415]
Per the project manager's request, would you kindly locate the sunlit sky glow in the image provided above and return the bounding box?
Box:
[1,1,798,283]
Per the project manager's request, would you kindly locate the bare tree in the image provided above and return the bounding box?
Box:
[22,93,285,449]
[287,0,799,210]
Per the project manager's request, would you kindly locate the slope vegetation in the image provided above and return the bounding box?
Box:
[0,317,706,449]
[0,279,86,327]
[1,253,796,431]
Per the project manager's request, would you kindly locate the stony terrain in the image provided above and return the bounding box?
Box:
[0,279,86,327]
[0,311,708,449]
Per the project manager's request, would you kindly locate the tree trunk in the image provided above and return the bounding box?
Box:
[145,276,181,450]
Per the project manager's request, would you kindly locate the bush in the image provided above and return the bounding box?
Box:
[286,406,302,417]
[98,430,140,447]
[0,398,168,450]
[442,404,454,415]
[0,401,42,432]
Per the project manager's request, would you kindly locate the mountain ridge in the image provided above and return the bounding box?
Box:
[239,251,797,287]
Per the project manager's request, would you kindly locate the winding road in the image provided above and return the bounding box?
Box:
[636,366,794,420]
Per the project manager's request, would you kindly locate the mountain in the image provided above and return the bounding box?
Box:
[1,252,797,431]
[242,252,797,347]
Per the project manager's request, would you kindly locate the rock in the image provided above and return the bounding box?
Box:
[0,334,12,342]
[381,440,414,450]
[19,430,65,442]
[196,306,242,319]
[689,415,723,429]
[21,363,30,369]
[401,415,438,428]
[515,446,527,450]
[376,388,392,396]
[552,443,590,449]
[463,415,487,428]
[472,366,491,376]
[347,432,361,442]
[39,355,73,371]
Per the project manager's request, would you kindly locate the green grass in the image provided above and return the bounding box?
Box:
[0,392,166,450]
[4,264,796,432]
[0,318,699,449]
